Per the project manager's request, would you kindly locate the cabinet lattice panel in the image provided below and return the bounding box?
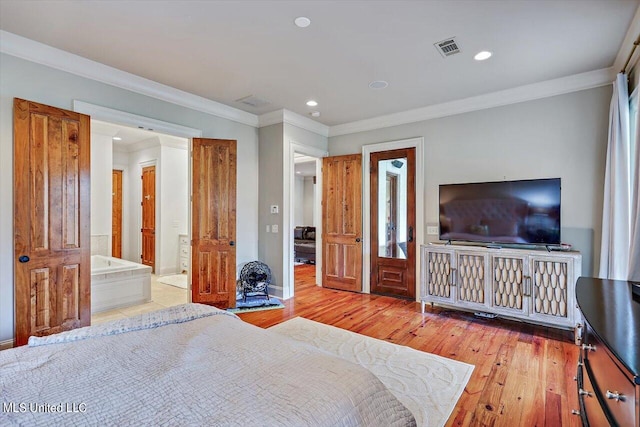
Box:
[458,255,485,303]
[428,252,451,298]
[493,257,524,309]
[533,261,568,317]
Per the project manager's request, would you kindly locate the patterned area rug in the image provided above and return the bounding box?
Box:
[269,317,474,427]
[227,297,284,313]
[157,274,187,289]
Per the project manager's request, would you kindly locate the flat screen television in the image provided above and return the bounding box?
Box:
[439,178,561,246]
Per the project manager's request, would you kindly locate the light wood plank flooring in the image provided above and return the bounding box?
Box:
[239,264,581,427]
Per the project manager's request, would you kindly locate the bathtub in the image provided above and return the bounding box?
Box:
[91,255,152,313]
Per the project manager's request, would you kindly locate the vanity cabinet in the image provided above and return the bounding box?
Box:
[421,244,582,335]
[179,234,189,273]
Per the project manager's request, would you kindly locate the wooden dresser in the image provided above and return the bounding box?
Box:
[575,277,639,426]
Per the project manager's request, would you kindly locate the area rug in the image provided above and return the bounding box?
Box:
[269,317,474,427]
[157,274,187,289]
[227,297,284,313]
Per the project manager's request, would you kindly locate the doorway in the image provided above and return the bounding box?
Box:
[370,148,416,299]
[362,137,424,298]
[293,153,320,291]
[141,165,156,272]
[112,170,123,258]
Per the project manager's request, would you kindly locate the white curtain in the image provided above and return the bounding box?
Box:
[628,87,640,282]
[599,73,631,280]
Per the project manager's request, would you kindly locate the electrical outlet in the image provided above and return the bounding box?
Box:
[427,226,439,235]
[272,225,278,233]
[270,205,279,214]
[266,225,270,232]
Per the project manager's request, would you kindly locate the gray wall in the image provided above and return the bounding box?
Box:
[258,124,285,294]
[0,53,260,343]
[329,86,613,277]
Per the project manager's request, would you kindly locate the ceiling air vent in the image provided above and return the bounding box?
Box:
[434,37,461,58]
[236,95,270,108]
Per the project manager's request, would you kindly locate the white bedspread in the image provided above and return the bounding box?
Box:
[0,304,415,427]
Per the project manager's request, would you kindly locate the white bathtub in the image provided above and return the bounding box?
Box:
[91,255,152,313]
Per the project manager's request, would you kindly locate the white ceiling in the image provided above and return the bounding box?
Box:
[0,1,638,127]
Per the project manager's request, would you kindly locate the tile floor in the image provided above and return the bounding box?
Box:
[91,274,188,325]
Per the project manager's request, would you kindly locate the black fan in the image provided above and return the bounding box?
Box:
[238,261,272,302]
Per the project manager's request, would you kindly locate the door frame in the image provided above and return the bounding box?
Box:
[73,101,202,298]
[139,161,157,272]
[283,141,327,299]
[362,137,424,297]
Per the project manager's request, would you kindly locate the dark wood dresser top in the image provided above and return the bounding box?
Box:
[576,277,640,383]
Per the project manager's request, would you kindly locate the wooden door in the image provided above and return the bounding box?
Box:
[112,169,123,258]
[13,98,91,346]
[370,148,416,299]
[141,165,155,271]
[322,154,362,292]
[191,138,237,309]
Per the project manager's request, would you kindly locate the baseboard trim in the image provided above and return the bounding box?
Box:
[0,339,14,350]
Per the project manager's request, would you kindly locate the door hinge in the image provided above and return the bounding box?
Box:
[140,254,143,259]
[140,228,143,233]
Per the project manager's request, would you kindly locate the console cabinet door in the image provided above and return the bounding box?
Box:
[423,247,456,304]
[490,253,529,317]
[528,255,574,327]
[455,251,488,309]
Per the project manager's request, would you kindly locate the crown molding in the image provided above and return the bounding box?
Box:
[258,109,330,137]
[258,110,285,128]
[613,3,640,73]
[0,30,259,127]
[329,67,615,137]
[74,101,202,138]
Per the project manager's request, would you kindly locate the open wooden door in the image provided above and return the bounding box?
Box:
[322,154,363,292]
[141,165,155,271]
[191,138,237,309]
[13,98,91,346]
[112,169,123,258]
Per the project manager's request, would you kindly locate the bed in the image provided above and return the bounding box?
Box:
[0,304,416,426]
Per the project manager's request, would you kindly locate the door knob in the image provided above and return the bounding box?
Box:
[230,241,235,246]
[408,226,414,242]
[19,255,30,263]
[355,238,361,243]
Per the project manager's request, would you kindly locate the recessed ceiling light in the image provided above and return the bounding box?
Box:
[112,137,122,141]
[309,111,321,118]
[306,100,318,107]
[294,16,311,28]
[369,80,388,89]
[474,51,492,61]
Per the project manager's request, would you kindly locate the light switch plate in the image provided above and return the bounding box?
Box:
[427,226,439,235]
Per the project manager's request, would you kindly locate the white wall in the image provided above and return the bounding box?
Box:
[0,53,260,343]
[159,143,188,275]
[303,176,315,226]
[294,176,304,226]
[113,149,130,260]
[329,86,612,276]
[90,133,113,255]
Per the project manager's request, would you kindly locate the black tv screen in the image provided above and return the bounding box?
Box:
[439,178,561,245]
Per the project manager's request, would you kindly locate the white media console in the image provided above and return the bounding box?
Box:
[421,243,582,341]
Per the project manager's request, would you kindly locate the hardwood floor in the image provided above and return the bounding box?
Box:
[239,264,581,427]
